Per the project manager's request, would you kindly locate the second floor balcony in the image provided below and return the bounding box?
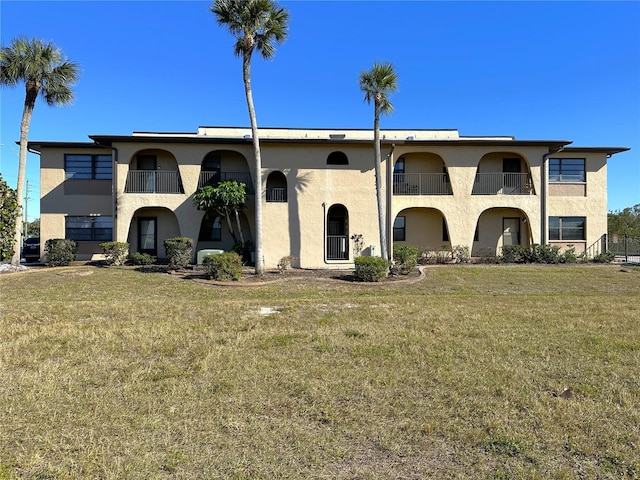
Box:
[198,171,254,193]
[472,173,534,195]
[125,170,184,194]
[393,173,453,195]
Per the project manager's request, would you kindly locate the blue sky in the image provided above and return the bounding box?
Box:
[1,0,639,221]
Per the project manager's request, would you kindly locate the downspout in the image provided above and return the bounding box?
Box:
[540,145,565,245]
[385,143,396,260]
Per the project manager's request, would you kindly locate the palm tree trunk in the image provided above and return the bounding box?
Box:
[11,84,37,266]
[373,103,388,260]
[243,52,264,274]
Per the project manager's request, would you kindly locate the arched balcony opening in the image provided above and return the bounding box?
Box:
[266,171,287,203]
[198,150,253,193]
[393,152,452,195]
[125,149,184,194]
[472,153,534,195]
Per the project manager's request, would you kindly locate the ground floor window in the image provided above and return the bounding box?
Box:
[549,216,585,241]
[393,216,406,242]
[199,213,222,241]
[65,216,113,242]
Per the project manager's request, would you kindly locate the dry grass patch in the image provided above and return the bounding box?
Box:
[1,265,639,479]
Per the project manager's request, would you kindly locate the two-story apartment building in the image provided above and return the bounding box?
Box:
[30,126,628,268]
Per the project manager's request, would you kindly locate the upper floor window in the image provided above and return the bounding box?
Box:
[394,158,405,174]
[549,158,585,183]
[549,216,585,241]
[65,216,113,241]
[266,171,287,202]
[327,151,348,165]
[65,154,112,180]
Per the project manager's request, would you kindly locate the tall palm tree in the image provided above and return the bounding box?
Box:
[0,37,79,266]
[359,61,398,261]
[211,0,289,275]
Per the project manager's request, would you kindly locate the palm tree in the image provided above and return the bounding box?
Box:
[211,0,289,275]
[359,61,398,261]
[0,37,79,266]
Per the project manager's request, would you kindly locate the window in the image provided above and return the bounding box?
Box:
[65,216,113,241]
[199,213,222,241]
[442,218,449,242]
[266,171,287,202]
[549,158,585,182]
[327,151,348,165]
[549,216,585,241]
[394,158,405,174]
[393,216,406,241]
[65,154,112,180]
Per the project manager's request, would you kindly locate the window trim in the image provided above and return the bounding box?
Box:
[64,154,112,180]
[65,215,113,242]
[549,158,585,183]
[549,216,586,241]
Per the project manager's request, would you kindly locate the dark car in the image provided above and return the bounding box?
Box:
[22,237,40,263]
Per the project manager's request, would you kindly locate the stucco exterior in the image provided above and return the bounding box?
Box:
[31,127,628,267]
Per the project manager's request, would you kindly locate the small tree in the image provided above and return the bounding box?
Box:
[193,180,247,246]
[0,175,19,261]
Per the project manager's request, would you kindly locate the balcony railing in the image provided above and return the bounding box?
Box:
[125,170,184,194]
[393,173,452,195]
[326,235,348,260]
[266,187,287,202]
[472,173,533,195]
[198,171,254,193]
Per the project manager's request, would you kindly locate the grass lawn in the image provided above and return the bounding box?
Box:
[1,264,639,479]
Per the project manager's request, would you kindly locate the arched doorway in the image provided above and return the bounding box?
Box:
[326,204,349,260]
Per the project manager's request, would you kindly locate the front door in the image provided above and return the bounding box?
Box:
[138,217,157,256]
[503,218,520,246]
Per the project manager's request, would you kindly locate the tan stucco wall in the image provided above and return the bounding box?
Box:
[37,136,612,267]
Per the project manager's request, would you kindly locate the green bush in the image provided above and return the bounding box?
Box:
[354,256,389,282]
[592,251,616,263]
[500,245,526,263]
[164,237,193,270]
[100,241,129,266]
[392,245,419,274]
[129,251,156,265]
[561,247,578,264]
[501,244,564,264]
[44,238,77,266]
[452,245,471,263]
[203,252,242,281]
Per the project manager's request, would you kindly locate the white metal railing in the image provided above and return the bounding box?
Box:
[125,170,183,194]
[326,235,348,260]
[198,171,253,192]
[393,173,452,195]
[266,187,287,202]
[472,173,533,195]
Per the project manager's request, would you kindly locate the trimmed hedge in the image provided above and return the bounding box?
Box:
[44,238,77,266]
[100,241,129,266]
[129,251,156,265]
[203,252,242,281]
[354,256,389,282]
[164,237,193,270]
[392,245,419,275]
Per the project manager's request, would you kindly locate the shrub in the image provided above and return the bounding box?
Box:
[203,252,242,281]
[164,237,193,270]
[561,247,578,264]
[392,245,419,274]
[452,245,470,263]
[44,238,77,266]
[277,255,296,273]
[100,241,129,266]
[501,245,526,263]
[129,251,156,265]
[592,251,615,263]
[354,256,389,282]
